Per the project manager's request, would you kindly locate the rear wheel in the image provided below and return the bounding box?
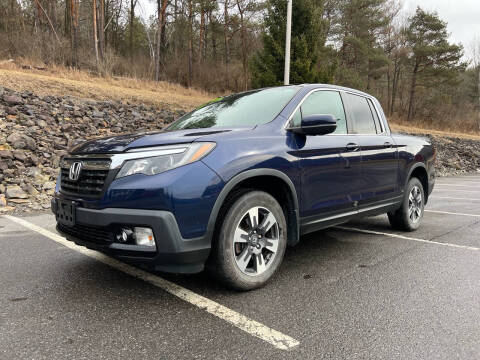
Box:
[210,191,287,291]
[388,177,425,231]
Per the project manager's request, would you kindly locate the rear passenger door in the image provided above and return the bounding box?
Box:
[343,93,399,207]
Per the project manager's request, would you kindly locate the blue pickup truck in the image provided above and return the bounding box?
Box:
[52,84,435,290]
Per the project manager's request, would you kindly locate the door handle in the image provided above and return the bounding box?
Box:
[384,142,392,148]
[346,143,359,152]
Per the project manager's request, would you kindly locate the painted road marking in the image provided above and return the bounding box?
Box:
[434,184,480,188]
[431,196,480,201]
[425,210,480,218]
[433,189,480,193]
[3,215,300,351]
[335,226,480,251]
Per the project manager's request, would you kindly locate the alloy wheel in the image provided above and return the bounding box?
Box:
[408,185,423,223]
[232,206,280,276]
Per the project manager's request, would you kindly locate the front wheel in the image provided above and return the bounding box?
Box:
[388,177,425,231]
[210,191,287,291]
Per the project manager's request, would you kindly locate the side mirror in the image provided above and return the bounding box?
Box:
[289,114,337,136]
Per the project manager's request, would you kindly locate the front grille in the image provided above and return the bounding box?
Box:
[58,223,113,245]
[60,159,111,197]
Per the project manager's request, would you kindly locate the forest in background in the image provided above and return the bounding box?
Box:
[1,0,479,132]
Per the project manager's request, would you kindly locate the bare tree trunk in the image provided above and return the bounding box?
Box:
[236,0,247,90]
[407,62,419,122]
[98,0,105,62]
[199,2,205,64]
[70,0,79,67]
[210,10,217,61]
[154,0,168,81]
[154,0,162,82]
[64,0,71,37]
[187,0,193,87]
[129,0,136,62]
[93,0,99,70]
[224,0,230,89]
[390,58,400,116]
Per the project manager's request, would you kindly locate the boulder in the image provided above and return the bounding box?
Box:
[5,185,28,199]
[3,94,23,105]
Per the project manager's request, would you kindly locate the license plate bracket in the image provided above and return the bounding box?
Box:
[56,200,76,227]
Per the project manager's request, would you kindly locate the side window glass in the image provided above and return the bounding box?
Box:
[368,99,383,133]
[299,91,347,134]
[290,108,302,127]
[345,94,376,134]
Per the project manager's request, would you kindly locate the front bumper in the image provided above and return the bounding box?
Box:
[51,198,211,274]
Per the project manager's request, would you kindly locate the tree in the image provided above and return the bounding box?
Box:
[235,0,264,90]
[98,0,105,62]
[405,7,465,121]
[69,0,80,67]
[130,0,138,60]
[154,0,168,81]
[251,0,330,88]
[332,0,391,90]
[223,0,231,88]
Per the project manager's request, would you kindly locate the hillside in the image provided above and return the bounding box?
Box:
[0,68,479,213]
[0,66,212,111]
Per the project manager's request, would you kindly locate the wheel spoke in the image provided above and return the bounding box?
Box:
[259,212,277,233]
[265,238,279,254]
[236,247,253,272]
[255,253,267,274]
[415,208,421,218]
[247,207,259,229]
[233,227,249,244]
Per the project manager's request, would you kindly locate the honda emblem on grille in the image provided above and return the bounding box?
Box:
[69,162,83,181]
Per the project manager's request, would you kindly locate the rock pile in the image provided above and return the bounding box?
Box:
[427,135,480,176]
[0,86,183,213]
[0,86,479,214]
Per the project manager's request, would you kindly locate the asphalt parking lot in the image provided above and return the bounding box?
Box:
[1,175,479,359]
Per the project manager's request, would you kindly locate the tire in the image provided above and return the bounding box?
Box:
[388,177,425,231]
[210,190,287,291]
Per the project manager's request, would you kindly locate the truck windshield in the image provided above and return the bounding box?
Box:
[166,86,300,130]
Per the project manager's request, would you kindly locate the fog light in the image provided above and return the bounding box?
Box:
[117,228,134,243]
[134,227,156,248]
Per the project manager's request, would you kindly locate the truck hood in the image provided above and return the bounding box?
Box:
[70,127,251,154]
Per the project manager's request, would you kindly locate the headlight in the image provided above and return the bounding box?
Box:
[116,142,216,179]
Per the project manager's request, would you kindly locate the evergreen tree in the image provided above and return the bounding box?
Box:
[405,7,465,121]
[332,0,391,90]
[250,0,332,88]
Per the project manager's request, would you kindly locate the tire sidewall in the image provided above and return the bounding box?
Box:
[401,177,425,231]
[217,191,287,290]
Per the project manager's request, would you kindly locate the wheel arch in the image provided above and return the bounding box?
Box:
[206,169,300,247]
[407,163,429,203]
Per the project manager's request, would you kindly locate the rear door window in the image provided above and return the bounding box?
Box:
[368,99,383,133]
[290,91,347,134]
[345,93,377,134]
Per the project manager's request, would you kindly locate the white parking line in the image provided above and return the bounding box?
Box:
[434,184,480,188]
[433,189,480,193]
[431,196,480,201]
[425,210,480,217]
[3,215,300,351]
[335,226,480,251]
